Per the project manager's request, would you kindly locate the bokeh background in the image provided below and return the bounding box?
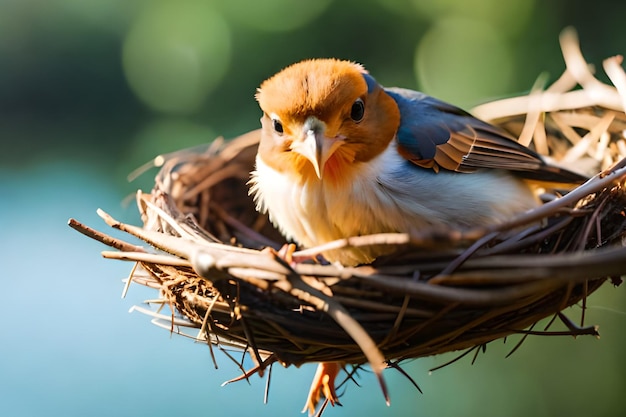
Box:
[2,0,625,416]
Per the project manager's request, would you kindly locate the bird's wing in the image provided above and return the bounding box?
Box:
[384,87,586,183]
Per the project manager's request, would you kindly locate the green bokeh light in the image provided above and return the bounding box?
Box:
[122,0,231,114]
[217,0,332,32]
[56,0,140,34]
[415,17,514,107]
[375,0,417,16]
[410,0,535,37]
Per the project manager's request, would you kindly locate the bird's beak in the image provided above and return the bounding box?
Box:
[291,117,343,179]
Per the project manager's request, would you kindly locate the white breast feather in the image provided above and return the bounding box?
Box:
[249,142,537,265]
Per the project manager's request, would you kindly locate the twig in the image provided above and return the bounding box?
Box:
[67,218,145,253]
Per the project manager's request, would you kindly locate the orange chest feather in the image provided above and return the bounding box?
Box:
[320,145,361,188]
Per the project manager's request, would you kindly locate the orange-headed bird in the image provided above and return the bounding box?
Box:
[249,59,584,414]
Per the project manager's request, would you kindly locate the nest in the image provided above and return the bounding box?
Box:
[70,29,626,410]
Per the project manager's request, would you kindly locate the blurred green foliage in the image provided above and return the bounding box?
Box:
[4,0,626,181]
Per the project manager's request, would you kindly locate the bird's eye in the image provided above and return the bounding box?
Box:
[350,98,365,122]
[272,118,284,134]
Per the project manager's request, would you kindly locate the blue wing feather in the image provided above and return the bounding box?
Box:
[386,88,457,160]
[384,87,586,183]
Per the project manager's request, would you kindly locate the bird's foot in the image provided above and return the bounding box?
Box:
[277,243,297,264]
[303,362,341,416]
[262,243,298,266]
[263,243,319,266]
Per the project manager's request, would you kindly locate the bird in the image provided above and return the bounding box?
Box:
[248,58,585,414]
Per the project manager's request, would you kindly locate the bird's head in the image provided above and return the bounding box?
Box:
[255,59,400,184]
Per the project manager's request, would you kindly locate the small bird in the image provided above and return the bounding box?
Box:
[249,59,584,414]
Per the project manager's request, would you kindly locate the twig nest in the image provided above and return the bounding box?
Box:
[70,28,626,401]
[130,129,625,367]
